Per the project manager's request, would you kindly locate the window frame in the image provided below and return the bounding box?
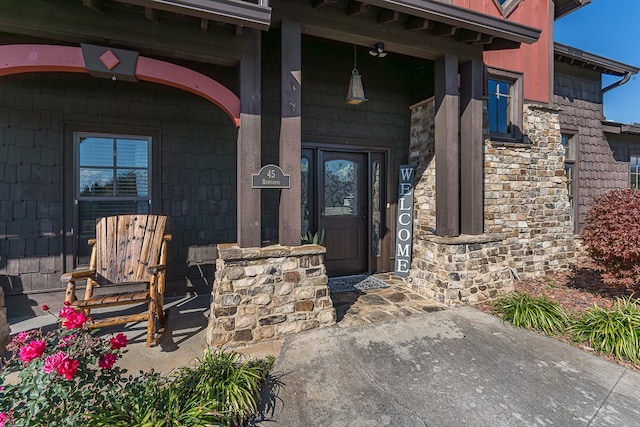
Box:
[63,123,161,270]
[74,132,153,203]
[561,130,579,234]
[630,152,640,190]
[487,67,523,143]
[492,0,523,17]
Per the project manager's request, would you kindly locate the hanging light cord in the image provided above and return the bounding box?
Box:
[353,45,357,71]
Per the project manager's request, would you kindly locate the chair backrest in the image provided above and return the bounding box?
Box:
[93,215,167,285]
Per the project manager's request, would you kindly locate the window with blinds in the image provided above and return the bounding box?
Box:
[75,133,152,259]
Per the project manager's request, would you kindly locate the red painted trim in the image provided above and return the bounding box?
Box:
[136,57,240,127]
[0,45,86,76]
[0,44,240,126]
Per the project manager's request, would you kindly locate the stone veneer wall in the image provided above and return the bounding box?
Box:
[207,244,335,347]
[484,104,577,276]
[0,286,9,352]
[407,99,576,305]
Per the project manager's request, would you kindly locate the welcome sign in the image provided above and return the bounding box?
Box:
[395,165,414,276]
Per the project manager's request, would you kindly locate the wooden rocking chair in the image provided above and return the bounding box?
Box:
[61,215,172,347]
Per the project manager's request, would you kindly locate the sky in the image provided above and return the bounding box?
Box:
[555,0,640,125]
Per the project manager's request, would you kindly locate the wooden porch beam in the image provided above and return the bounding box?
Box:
[0,0,242,66]
[456,29,482,43]
[434,54,460,237]
[404,16,433,31]
[460,59,484,235]
[82,0,105,12]
[312,0,338,8]
[145,7,159,23]
[279,20,302,246]
[271,0,479,61]
[431,23,458,37]
[347,1,371,16]
[237,29,262,248]
[377,8,400,24]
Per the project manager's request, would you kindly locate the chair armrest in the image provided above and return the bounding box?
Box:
[163,234,172,241]
[60,270,97,284]
[147,264,166,275]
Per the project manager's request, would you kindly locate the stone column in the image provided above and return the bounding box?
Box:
[207,244,335,347]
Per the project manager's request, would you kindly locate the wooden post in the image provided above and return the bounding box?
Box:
[460,59,484,235]
[279,20,302,246]
[434,54,460,237]
[237,29,262,248]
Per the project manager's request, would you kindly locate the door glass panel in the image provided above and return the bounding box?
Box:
[372,160,381,257]
[324,159,358,217]
[301,157,310,235]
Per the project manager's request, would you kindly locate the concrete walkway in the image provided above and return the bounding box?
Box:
[8,287,640,426]
[253,306,640,427]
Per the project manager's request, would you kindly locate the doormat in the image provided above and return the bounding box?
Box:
[328,274,390,294]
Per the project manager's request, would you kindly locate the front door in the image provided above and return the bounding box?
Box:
[321,151,368,276]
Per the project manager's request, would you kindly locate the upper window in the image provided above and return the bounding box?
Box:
[487,68,523,142]
[493,0,523,17]
[74,133,153,260]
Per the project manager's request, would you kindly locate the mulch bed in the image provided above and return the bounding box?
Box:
[477,260,640,371]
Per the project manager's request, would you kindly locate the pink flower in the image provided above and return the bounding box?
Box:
[0,411,7,427]
[98,353,117,370]
[18,340,46,363]
[41,304,50,312]
[56,356,79,380]
[109,333,128,350]
[43,351,67,374]
[58,306,88,329]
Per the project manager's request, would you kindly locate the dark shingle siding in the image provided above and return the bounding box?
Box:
[553,62,628,231]
[1,70,238,294]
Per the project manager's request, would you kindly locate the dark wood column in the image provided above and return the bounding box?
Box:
[435,54,460,237]
[237,29,261,248]
[279,20,302,246]
[460,59,484,235]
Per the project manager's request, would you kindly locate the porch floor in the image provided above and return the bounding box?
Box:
[7,274,445,374]
[331,273,445,328]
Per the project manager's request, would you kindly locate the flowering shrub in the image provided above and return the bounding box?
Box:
[582,188,640,289]
[0,305,129,427]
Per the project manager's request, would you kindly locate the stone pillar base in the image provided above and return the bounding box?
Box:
[207,244,336,347]
[410,233,513,306]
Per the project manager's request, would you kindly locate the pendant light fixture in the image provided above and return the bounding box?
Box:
[346,45,367,105]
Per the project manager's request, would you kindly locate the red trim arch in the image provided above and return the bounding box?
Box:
[0,44,240,126]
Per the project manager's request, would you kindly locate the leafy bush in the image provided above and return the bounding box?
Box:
[493,293,569,335]
[569,296,640,363]
[301,229,325,245]
[88,349,274,427]
[1,306,274,427]
[582,188,640,289]
[0,305,129,426]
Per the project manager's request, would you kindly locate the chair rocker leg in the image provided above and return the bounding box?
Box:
[146,308,170,347]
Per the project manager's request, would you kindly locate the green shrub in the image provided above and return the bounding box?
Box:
[0,306,130,427]
[493,293,569,335]
[88,349,274,427]
[301,229,325,245]
[581,188,640,290]
[569,296,640,363]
